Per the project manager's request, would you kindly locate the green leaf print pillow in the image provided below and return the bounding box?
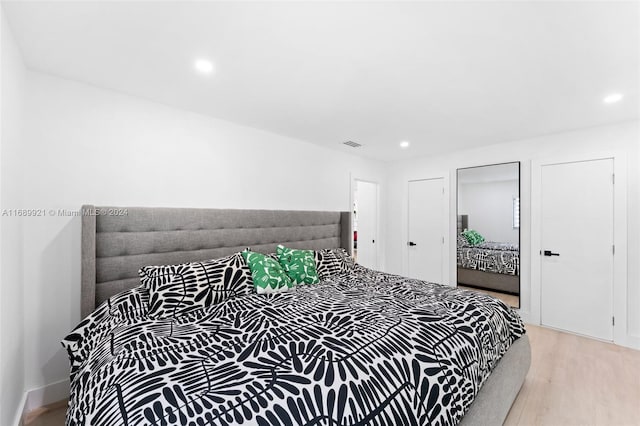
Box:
[276,245,320,285]
[462,229,485,245]
[241,250,293,294]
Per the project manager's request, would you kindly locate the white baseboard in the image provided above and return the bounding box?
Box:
[14,378,70,426]
[25,378,69,412]
[522,318,640,351]
[621,332,640,350]
[12,392,27,426]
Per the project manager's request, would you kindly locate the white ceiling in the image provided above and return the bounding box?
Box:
[3,1,638,161]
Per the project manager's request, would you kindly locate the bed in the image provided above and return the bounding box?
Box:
[64,205,530,425]
[456,215,520,295]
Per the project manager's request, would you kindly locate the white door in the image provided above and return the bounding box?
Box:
[540,158,614,341]
[355,180,378,269]
[408,178,445,283]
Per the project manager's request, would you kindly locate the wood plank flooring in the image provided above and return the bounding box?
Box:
[505,325,640,426]
[23,400,66,426]
[26,325,640,426]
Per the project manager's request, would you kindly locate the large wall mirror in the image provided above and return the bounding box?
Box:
[456,162,520,308]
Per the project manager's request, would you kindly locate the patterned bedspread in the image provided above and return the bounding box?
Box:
[457,240,520,276]
[63,266,525,425]
[472,241,519,252]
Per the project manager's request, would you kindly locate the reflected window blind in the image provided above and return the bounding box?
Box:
[513,197,520,229]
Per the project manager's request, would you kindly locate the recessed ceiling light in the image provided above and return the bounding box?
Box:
[400,141,410,149]
[603,93,623,104]
[194,59,214,74]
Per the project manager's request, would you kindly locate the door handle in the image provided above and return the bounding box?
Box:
[407,241,417,246]
[543,250,560,256]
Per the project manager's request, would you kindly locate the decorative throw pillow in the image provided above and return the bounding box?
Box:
[139,252,253,318]
[335,247,356,270]
[241,250,293,294]
[314,248,355,280]
[457,233,469,247]
[463,229,485,245]
[276,245,320,285]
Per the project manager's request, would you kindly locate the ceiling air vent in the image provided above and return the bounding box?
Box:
[343,140,362,148]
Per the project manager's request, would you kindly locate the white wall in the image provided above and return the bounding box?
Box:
[458,179,519,243]
[385,120,640,347]
[15,71,386,396]
[0,7,27,425]
[0,7,26,425]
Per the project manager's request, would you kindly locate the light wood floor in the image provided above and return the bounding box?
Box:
[505,325,640,426]
[23,400,66,426]
[26,325,640,426]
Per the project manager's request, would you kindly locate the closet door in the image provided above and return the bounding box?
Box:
[540,158,614,341]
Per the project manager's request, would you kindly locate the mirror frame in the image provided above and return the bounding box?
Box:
[456,161,521,309]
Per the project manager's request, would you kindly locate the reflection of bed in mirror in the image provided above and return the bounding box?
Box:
[456,214,520,294]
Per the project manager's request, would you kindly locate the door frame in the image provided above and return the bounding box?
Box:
[350,175,381,270]
[406,177,449,285]
[531,150,629,346]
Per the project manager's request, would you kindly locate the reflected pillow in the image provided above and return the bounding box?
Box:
[463,229,485,245]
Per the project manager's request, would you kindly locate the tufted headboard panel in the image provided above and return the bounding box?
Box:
[81,205,352,317]
[457,215,469,232]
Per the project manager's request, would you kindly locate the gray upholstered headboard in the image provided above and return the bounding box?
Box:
[457,215,468,232]
[81,205,352,317]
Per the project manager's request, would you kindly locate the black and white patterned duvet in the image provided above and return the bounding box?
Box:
[457,241,520,276]
[63,266,525,426]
